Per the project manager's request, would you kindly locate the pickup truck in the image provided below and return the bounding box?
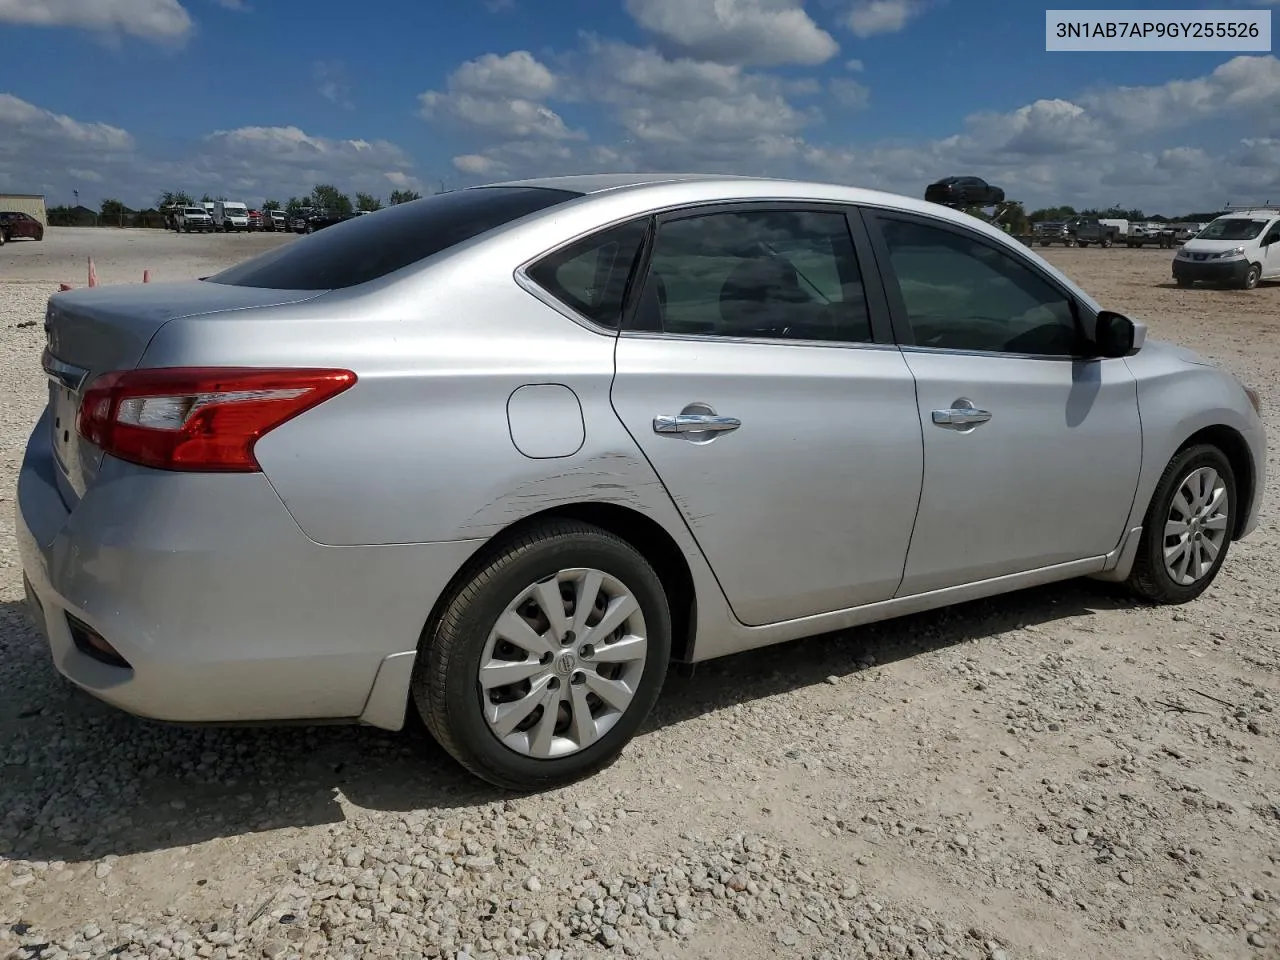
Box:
[1065,217,1121,248]
[172,205,215,233]
[1126,223,1176,248]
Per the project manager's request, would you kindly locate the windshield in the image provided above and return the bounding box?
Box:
[1197,218,1267,241]
[207,185,582,290]
[185,207,206,215]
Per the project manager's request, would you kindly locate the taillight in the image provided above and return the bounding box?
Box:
[77,367,356,472]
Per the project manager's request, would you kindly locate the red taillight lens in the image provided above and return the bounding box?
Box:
[77,367,356,472]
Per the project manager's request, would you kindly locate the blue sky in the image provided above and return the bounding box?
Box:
[1,0,1277,213]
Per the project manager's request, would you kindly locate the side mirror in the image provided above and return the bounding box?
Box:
[1094,310,1144,358]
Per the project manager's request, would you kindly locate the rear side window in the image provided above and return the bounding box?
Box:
[525,219,648,329]
[206,186,582,290]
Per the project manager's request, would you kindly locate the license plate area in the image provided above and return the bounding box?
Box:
[50,383,79,473]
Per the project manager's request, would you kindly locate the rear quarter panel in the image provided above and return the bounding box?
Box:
[136,243,697,550]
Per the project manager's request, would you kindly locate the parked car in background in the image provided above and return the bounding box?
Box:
[0,211,45,243]
[269,210,287,232]
[247,210,264,231]
[174,205,215,233]
[19,174,1266,791]
[1173,207,1280,289]
[290,207,353,234]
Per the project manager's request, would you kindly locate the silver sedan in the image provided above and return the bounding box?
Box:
[17,174,1266,790]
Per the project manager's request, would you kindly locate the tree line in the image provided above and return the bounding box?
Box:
[47,183,426,228]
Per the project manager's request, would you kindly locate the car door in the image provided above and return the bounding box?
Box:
[1262,219,1280,279]
[609,203,924,626]
[860,208,1143,597]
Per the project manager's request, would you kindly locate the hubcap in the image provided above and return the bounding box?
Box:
[478,568,648,759]
[1163,466,1229,586]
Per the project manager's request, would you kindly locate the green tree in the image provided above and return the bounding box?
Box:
[156,190,193,209]
[388,189,421,205]
[285,196,304,214]
[310,183,353,215]
[355,192,383,212]
[100,198,128,226]
[200,193,214,203]
[261,199,282,212]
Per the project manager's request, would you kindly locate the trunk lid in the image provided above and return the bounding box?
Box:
[42,280,328,503]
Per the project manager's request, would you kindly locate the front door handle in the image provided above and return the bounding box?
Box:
[653,413,742,435]
[932,407,992,426]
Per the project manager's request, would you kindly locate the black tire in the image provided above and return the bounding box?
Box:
[1175,277,1194,288]
[1101,236,1113,248]
[1077,240,1088,248]
[1126,444,1236,604]
[413,520,672,791]
[1242,264,1261,290]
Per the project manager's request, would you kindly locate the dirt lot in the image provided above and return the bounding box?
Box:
[1,229,1278,960]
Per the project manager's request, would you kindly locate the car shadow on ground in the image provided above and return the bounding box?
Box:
[0,580,1138,864]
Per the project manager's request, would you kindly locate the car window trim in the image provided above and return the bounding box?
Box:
[857,206,1100,362]
[617,199,896,347]
[515,213,653,338]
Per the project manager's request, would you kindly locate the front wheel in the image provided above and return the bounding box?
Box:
[1126,444,1236,604]
[413,521,672,791]
[1101,236,1113,248]
[1242,264,1261,290]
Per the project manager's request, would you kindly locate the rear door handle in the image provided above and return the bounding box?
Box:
[932,407,992,426]
[653,414,742,435]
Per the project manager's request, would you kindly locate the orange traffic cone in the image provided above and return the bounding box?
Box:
[88,257,98,287]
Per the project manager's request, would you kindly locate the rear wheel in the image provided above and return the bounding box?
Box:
[1101,235,1113,248]
[1126,444,1235,604]
[413,521,672,791]
[1175,277,1194,288]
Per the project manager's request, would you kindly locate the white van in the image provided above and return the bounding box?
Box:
[212,200,251,233]
[1173,207,1280,289]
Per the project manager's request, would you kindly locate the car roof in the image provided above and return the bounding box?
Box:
[482,172,1008,230]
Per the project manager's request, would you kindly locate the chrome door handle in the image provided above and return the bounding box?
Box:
[653,414,742,435]
[932,407,992,426]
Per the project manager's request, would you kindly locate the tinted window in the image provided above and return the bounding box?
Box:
[206,186,581,290]
[878,218,1081,356]
[526,219,648,329]
[632,210,872,343]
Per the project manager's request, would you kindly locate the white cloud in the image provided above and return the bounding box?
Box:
[576,40,819,168]
[844,58,864,71]
[313,60,353,109]
[452,154,500,175]
[0,0,193,42]
[0,93,134,151]
[845,0,925,37]
[829,77,870,109]
[419,51,582,141]
[189,125,420,201]
[625,0,839,67]
[1080,55,1280,134]
[211,0,247,8]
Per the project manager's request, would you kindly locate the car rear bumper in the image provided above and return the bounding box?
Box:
[16,408,481,730]
[1172,258,1250,284]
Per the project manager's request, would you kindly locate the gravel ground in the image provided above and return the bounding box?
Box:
[2,230,1279,960]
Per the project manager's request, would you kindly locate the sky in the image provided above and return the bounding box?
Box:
[0,0,1278,214]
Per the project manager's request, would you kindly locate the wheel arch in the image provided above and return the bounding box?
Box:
[419,502,698,667]
[1176,424,1256,539]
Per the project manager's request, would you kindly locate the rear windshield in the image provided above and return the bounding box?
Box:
[205,186,582,290]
